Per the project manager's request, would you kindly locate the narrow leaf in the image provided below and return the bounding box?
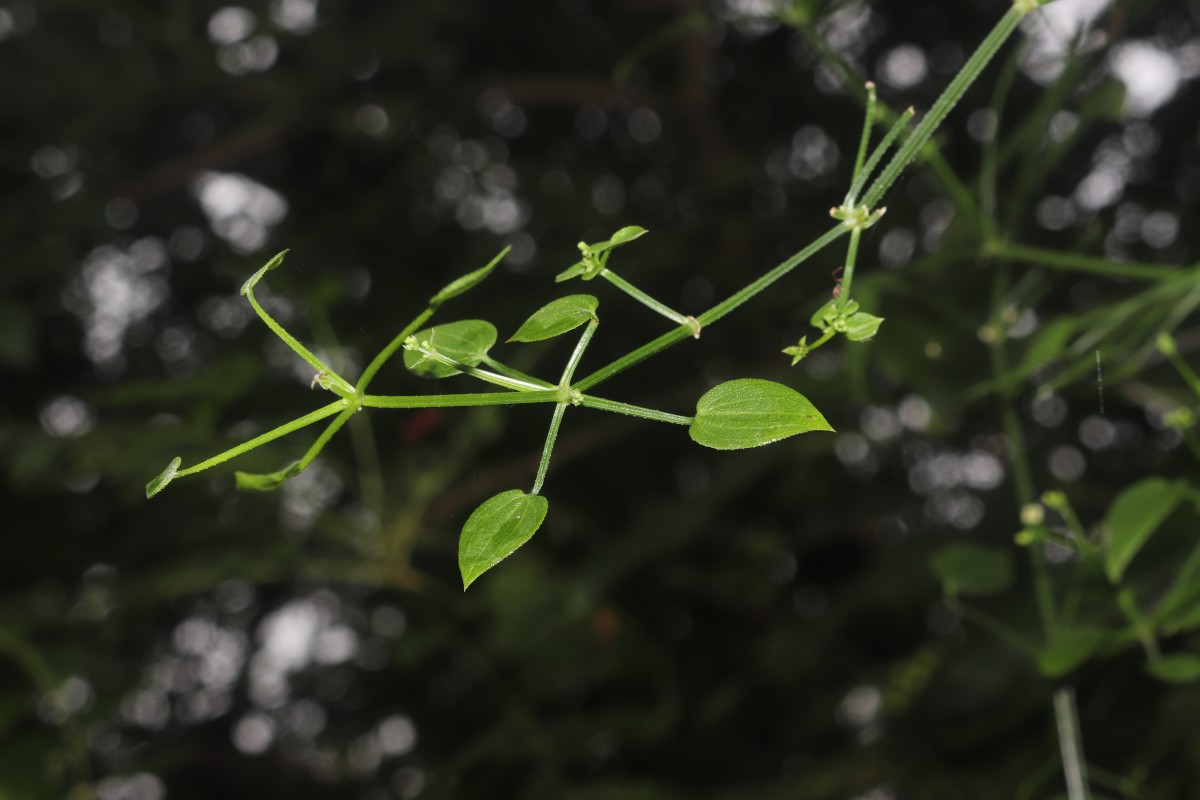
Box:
[459,490,549,589]
[145,457,182,499]
[430,246,509,306]
[1146,654,1200,684]
[603,225,648,248]
[1037,627,1110,678]
[404,320,498,379]
[929,543,1013,597]
[239,250,289,297]
[689,379,833,450]
[509,295,599,343]
[235,461,303,491]
[554,261,588,283]
[1104,477,1186,583]
[844,312,884,342]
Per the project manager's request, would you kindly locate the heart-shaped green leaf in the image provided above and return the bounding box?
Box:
[509,295,598,343]
[459,490,550,589]
[1146,654,1200,684]
[235,460,303,491]
[929,543,1013,597]
[404,320,498,379]
[844,311,884,342]
[430,246,509,307]
[1104,477,1186,583]
[146,457,182,499]
[689,379,833,450]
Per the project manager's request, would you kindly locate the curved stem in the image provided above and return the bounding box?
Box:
[362,390,560,409]
[577,394,693,426]
[356,307,435,393]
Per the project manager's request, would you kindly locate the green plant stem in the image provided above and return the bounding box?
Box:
[863,4,1027,208]
[1054,687,1091,800]
[531,319,602,496]
[176,399,348,476]
[786,18,987,232]
[980,49,1021,239]
[481,355,555,388]
[532,402,568,496]
[836,227,863,310]
[988,242,1190,282]
[576,394,693,425]
[296,405,355,471]
[243,282,355,397]
[602,269,692,328]
[362,390,560,409]
[561,319,599,386]
[410,345,548,392]
[850,81,878,192]
[575,224,848,392]
[845,107,914,207]
[1161,346,1200,399]
[356,307,435,393]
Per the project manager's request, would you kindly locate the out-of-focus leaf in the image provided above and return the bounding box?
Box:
[1104,477,1186,583]
[929,543,1013,597]
[1037,627,1109,678]
[1146,654,1200,684]
[235,461,303,491]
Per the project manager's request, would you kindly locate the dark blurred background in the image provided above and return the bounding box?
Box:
[3,0,1200,798]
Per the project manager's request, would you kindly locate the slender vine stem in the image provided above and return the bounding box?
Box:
[532,403,568,496]
[574,224,848,392]
[176,399,348,477]
[988,242,1191,282]
[836,227,863,311]
[362,391,560,409]
[356,307,435,393]
[602,269,691,327]
[576,395,693,426]
[863,4,1027,209]
[1054,687,1091,800]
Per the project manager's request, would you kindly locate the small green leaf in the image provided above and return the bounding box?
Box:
[239,250,289,297]
[1146,654,1200,684]
[459,489,550,589]
[1103,477,1186,583]
[555,261,589,283]
[509,295,599,342]
[810,298,837,329]
[929,543,1013,597]
[603,225,648,248]
[145,457,182,499]
[1037,627,1109,678]
[844,312,884,342]
[235,461,303,491]
[783,336,810,366]
[689,379,833,450]
[404,320,498,379]
[430,247,509,306]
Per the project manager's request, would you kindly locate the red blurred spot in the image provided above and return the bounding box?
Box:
[401,408,441,444]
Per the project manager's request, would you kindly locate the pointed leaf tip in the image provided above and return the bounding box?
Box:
[606,225,648,247]
[509,295,599,343]
[459,490,549,589]
[240,250,290,296]
[430,246,509,306]
[689,379,832,450]
[146,457,182,499]
[235,460,304,491]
